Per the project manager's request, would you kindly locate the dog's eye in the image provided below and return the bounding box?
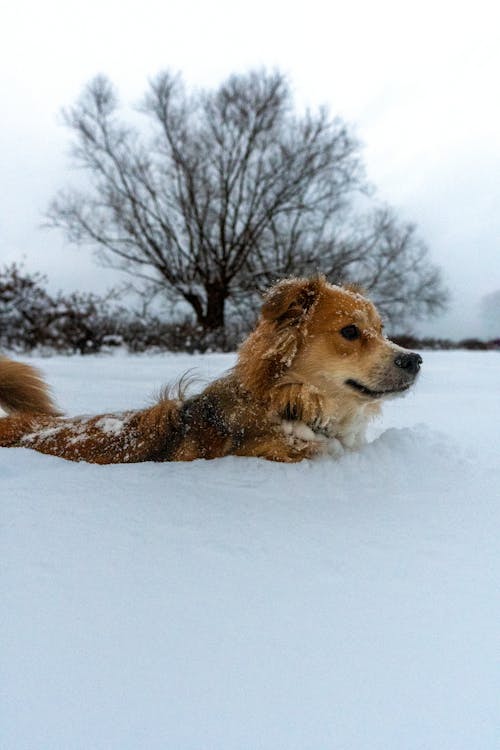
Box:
[340,325,360,341]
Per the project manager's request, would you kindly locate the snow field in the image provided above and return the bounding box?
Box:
[1,351,499,749]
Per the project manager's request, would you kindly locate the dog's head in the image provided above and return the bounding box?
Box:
[237,276,422,403]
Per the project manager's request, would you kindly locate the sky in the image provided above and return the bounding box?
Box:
[1,0,499,337]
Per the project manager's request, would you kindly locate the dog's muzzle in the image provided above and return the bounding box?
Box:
[345,351,423,399]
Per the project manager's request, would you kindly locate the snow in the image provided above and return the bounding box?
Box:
[95,415,127,435]
[2,351,499,750]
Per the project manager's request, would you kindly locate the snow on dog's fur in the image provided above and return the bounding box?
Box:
[0,276,422,463]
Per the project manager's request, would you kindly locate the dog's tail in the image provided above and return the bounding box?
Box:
[0,357,61,416]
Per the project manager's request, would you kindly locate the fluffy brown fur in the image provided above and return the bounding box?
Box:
[0,277,422,463]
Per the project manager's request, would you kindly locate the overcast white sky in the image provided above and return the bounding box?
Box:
[1,0,499,336]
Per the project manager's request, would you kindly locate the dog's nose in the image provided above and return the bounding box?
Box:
[394,352,422,375]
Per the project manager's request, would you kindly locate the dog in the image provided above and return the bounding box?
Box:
[0,276,422,463]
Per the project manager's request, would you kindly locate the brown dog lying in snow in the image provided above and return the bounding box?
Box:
[0,276,422,463]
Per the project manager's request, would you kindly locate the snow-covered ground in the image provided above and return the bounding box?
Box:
[2,351,499,750]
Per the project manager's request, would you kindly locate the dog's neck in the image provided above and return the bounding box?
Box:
[275,373,381,452]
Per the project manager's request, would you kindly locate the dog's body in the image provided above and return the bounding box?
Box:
[0,277,422,463]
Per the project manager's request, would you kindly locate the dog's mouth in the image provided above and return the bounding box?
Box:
[345,379,411,399]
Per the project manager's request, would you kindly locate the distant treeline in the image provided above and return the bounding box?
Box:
[0,263,244,354]
[391,335,500,352]
[1,264,498,355]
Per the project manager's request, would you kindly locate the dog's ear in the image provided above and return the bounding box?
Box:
[261,277,324,325]
[236,277,326,396]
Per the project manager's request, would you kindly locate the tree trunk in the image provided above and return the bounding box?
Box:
[203,282,227,330]
[183,283,227,330]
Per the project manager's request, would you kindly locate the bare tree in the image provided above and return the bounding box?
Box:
[48,70,447,330]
